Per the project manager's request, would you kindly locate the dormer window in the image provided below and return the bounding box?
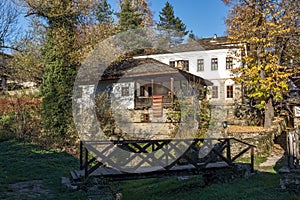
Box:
[169,61,175,68]
[177,60,189,71]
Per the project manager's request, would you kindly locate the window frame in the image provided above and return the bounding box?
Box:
[197,59,204,72]
[211,86,218,99]
[141,113,150,122]
[226,85,234,98]
[183,60,189,71]
[226,57,233,70]
[121,86,130,96]
[169,61,175,68]
[211,58,218,71]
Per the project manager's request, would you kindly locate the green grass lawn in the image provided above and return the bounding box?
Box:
[0,139,87,200]
[1,139,299,200]
[119,173,299,200]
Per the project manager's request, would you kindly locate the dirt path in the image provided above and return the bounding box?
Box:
[259,144,285,168]
[4,180,54,200]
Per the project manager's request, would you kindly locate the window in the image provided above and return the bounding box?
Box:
[226,57,233,69]
[226,85,233,98]
[212,86,218,98]
[197,59,204,71]
[169,61,175,68]
[211,58,218,70]
[148,86,152,96]
[140,86,145,96]
[141,113,150,122]
[181,60,189,71]
[121,87,130,96]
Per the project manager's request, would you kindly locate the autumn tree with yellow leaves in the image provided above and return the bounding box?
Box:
[223,0,299,129]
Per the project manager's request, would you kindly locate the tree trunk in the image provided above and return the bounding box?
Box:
[264,98,274,129]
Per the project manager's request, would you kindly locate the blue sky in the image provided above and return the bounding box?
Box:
[109,0,229,38]
[19,0,228,39]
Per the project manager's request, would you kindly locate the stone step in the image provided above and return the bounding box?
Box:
[70,170,81,181]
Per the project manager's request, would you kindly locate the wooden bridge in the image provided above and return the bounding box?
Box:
[71,138,255,181]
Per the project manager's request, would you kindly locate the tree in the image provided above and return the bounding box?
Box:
[0,0,22,90]
[23,0,84,144]
[117,0,143,32]
[0,0,21,51]
[118,0,153,27]
[7,17,46,85]
[157,1,188,47]
[130,0,153,27]
[223,0,299,128]
[95,0,114,25]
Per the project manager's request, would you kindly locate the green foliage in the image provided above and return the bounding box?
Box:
[224,0,299,128]
[0,114,16,141]
[95,92,117,137]
[166,90,211,139]
[118,0,153,27]
[0,95,41,142]
[95,0,114,24]
[39,1,79,145]
[157,1,189,46]
[7,17,46,85]
[197,99,211,138]
[120,173,297,200]
[117,0,143,32]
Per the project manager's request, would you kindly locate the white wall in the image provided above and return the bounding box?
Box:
[111,82,135,110]
[137,49,240,80]
[136,48,241,102]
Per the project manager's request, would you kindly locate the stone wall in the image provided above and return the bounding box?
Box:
[295,117,300,129]
[279,167,300,194]
[202,163,252,185]
[225,118,287,156]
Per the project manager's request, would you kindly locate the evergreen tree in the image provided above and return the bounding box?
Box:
[96,0,114,24]
[130,0,153,27]
[157,1,188,46]
[117,0,143,32]
[188,30,196,41]
[23,0,84,144]
[41,6,78,143]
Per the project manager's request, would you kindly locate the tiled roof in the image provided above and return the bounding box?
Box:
[101,58,212,86]
[136,36,240,56]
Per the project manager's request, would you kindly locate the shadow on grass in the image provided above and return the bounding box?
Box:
[119,170,299,200]
[0,139,87,200]
[1,139,298,200]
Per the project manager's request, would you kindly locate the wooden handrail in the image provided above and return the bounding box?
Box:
[80,137,256,179]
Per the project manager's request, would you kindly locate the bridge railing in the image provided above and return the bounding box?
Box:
[287,128,300,169]
[79,138,256,179]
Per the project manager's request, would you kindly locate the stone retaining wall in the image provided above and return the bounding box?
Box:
[226,118,287,156]
[278,167,300,194]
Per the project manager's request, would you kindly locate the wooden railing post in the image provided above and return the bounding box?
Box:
[250,146,254,173]
[226,139,231,163]
[295,132,299,168]
[84,146,88,179]
[80,141,83,170]
[166,143,169,166]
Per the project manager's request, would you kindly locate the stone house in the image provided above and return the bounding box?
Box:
[96,58,212,139]
[135,35,245,120]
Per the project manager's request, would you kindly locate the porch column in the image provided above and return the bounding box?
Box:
[170,78,174,103]
[151,79,154,96]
